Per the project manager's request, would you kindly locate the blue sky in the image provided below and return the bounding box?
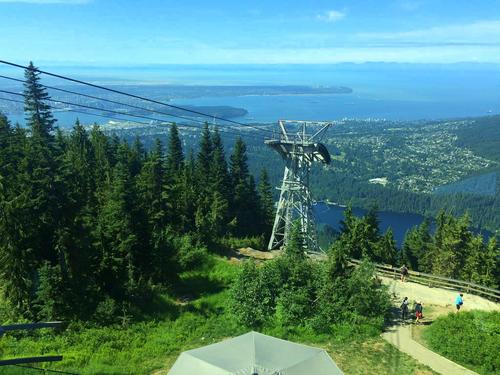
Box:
[1,0,500,65]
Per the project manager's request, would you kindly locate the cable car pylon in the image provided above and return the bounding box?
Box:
[265,120,332,253]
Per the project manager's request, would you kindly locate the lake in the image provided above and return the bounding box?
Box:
[313,202,425,247]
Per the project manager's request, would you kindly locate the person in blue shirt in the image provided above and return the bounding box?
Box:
[455,293,464,312]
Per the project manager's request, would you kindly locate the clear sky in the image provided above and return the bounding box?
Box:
[1,0,500,65]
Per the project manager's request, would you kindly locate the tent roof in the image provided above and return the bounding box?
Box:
[168,331,343,375]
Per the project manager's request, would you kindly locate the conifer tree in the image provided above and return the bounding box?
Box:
[285,220,306,261]
[196,123,213,187]
[432,212,471,278]
[483,237,499,288]
[136,139,169,280]
[23,61,56,139]
[0,174,36,316]
[208,127,230,236]
[257,168,275,238]
[165,123,184,179]
[0,113,13,179]
[462,234,485,285]
[400,218,431,270]
[16,62,60,306]
[363,205,380,244]
[377,228,397,264]
[53,121,96,306]
[230,137,257,235]
[179,150,197,232]
[94,143,139,299]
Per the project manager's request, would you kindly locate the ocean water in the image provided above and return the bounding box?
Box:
[2,63,499,126]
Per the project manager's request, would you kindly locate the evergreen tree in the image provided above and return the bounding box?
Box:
[196,123,213,187]
[285,220,306,261]
[53,121,96,311]
[89,125,112,199]
[193,124,214,241]
[400,218,432,271]
[230,137,259,235]
[208,127,230,236]
[136,139,169,281]
[179,150,197,232]
[94,144,139,300]
[339,205,355,235]
[376,228,397,264]
[462,234,486,285]
[23,61,56,139]
[165,125,185,231]
[257,168,275,238]
[482,238,499,288]
[0,180,36,316]
[363,205,380,244]
[432,212,472,278]
[165,123,184,179]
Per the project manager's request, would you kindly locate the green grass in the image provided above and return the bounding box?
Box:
[423,310,500,375]
[0,255,437,375]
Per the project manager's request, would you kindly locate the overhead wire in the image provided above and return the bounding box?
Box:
[0,74,273,137]
[0,95,268,142]
[0,60,275,136]
[0,88,267,140]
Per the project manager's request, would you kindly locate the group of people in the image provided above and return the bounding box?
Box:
[400,297,423,324]
[400,293,465,324]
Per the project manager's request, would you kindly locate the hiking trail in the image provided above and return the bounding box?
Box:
[380,276,499,375]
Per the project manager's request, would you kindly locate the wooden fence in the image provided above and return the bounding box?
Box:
[348,258,500,302]
[0,322,64,367]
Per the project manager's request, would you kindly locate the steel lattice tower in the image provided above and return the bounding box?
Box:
[266,120,332,253]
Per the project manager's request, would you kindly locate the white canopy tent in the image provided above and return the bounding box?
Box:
[168,331,344,375]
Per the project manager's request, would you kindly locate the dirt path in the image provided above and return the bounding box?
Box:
[381,276,500,312]
[380,276,499,375]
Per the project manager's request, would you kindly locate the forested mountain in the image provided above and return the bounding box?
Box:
[94,116,500,233]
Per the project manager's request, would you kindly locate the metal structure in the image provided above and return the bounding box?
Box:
[266,120,332,253]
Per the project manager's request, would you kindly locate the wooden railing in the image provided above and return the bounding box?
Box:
[348,258,500,302]
[0,321,64,367]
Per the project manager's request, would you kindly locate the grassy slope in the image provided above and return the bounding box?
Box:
[0,256,436,375]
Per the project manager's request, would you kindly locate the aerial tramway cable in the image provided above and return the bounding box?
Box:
[0,60,275,136]
[0,95,267,142]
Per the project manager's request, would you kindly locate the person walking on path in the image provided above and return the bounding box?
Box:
[400,297,409,323]
[414,301,423,324]
[400,264,409,282]
[455,293,464,313]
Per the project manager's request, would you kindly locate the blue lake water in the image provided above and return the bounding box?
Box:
[313,202,425,247]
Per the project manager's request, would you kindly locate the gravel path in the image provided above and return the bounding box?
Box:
[381,276,500,312]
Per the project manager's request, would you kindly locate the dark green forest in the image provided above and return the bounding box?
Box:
[113,117,500,233]
[331,206,499,288]
[0,63,275,322]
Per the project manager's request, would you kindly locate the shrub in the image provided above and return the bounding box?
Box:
[229,252,391,338]
[93,296,119,325]
[175,235,209,270]
[34,261,69,320]
[275,286,312,327]
[424,311,500,374]
[229,261,271,327]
